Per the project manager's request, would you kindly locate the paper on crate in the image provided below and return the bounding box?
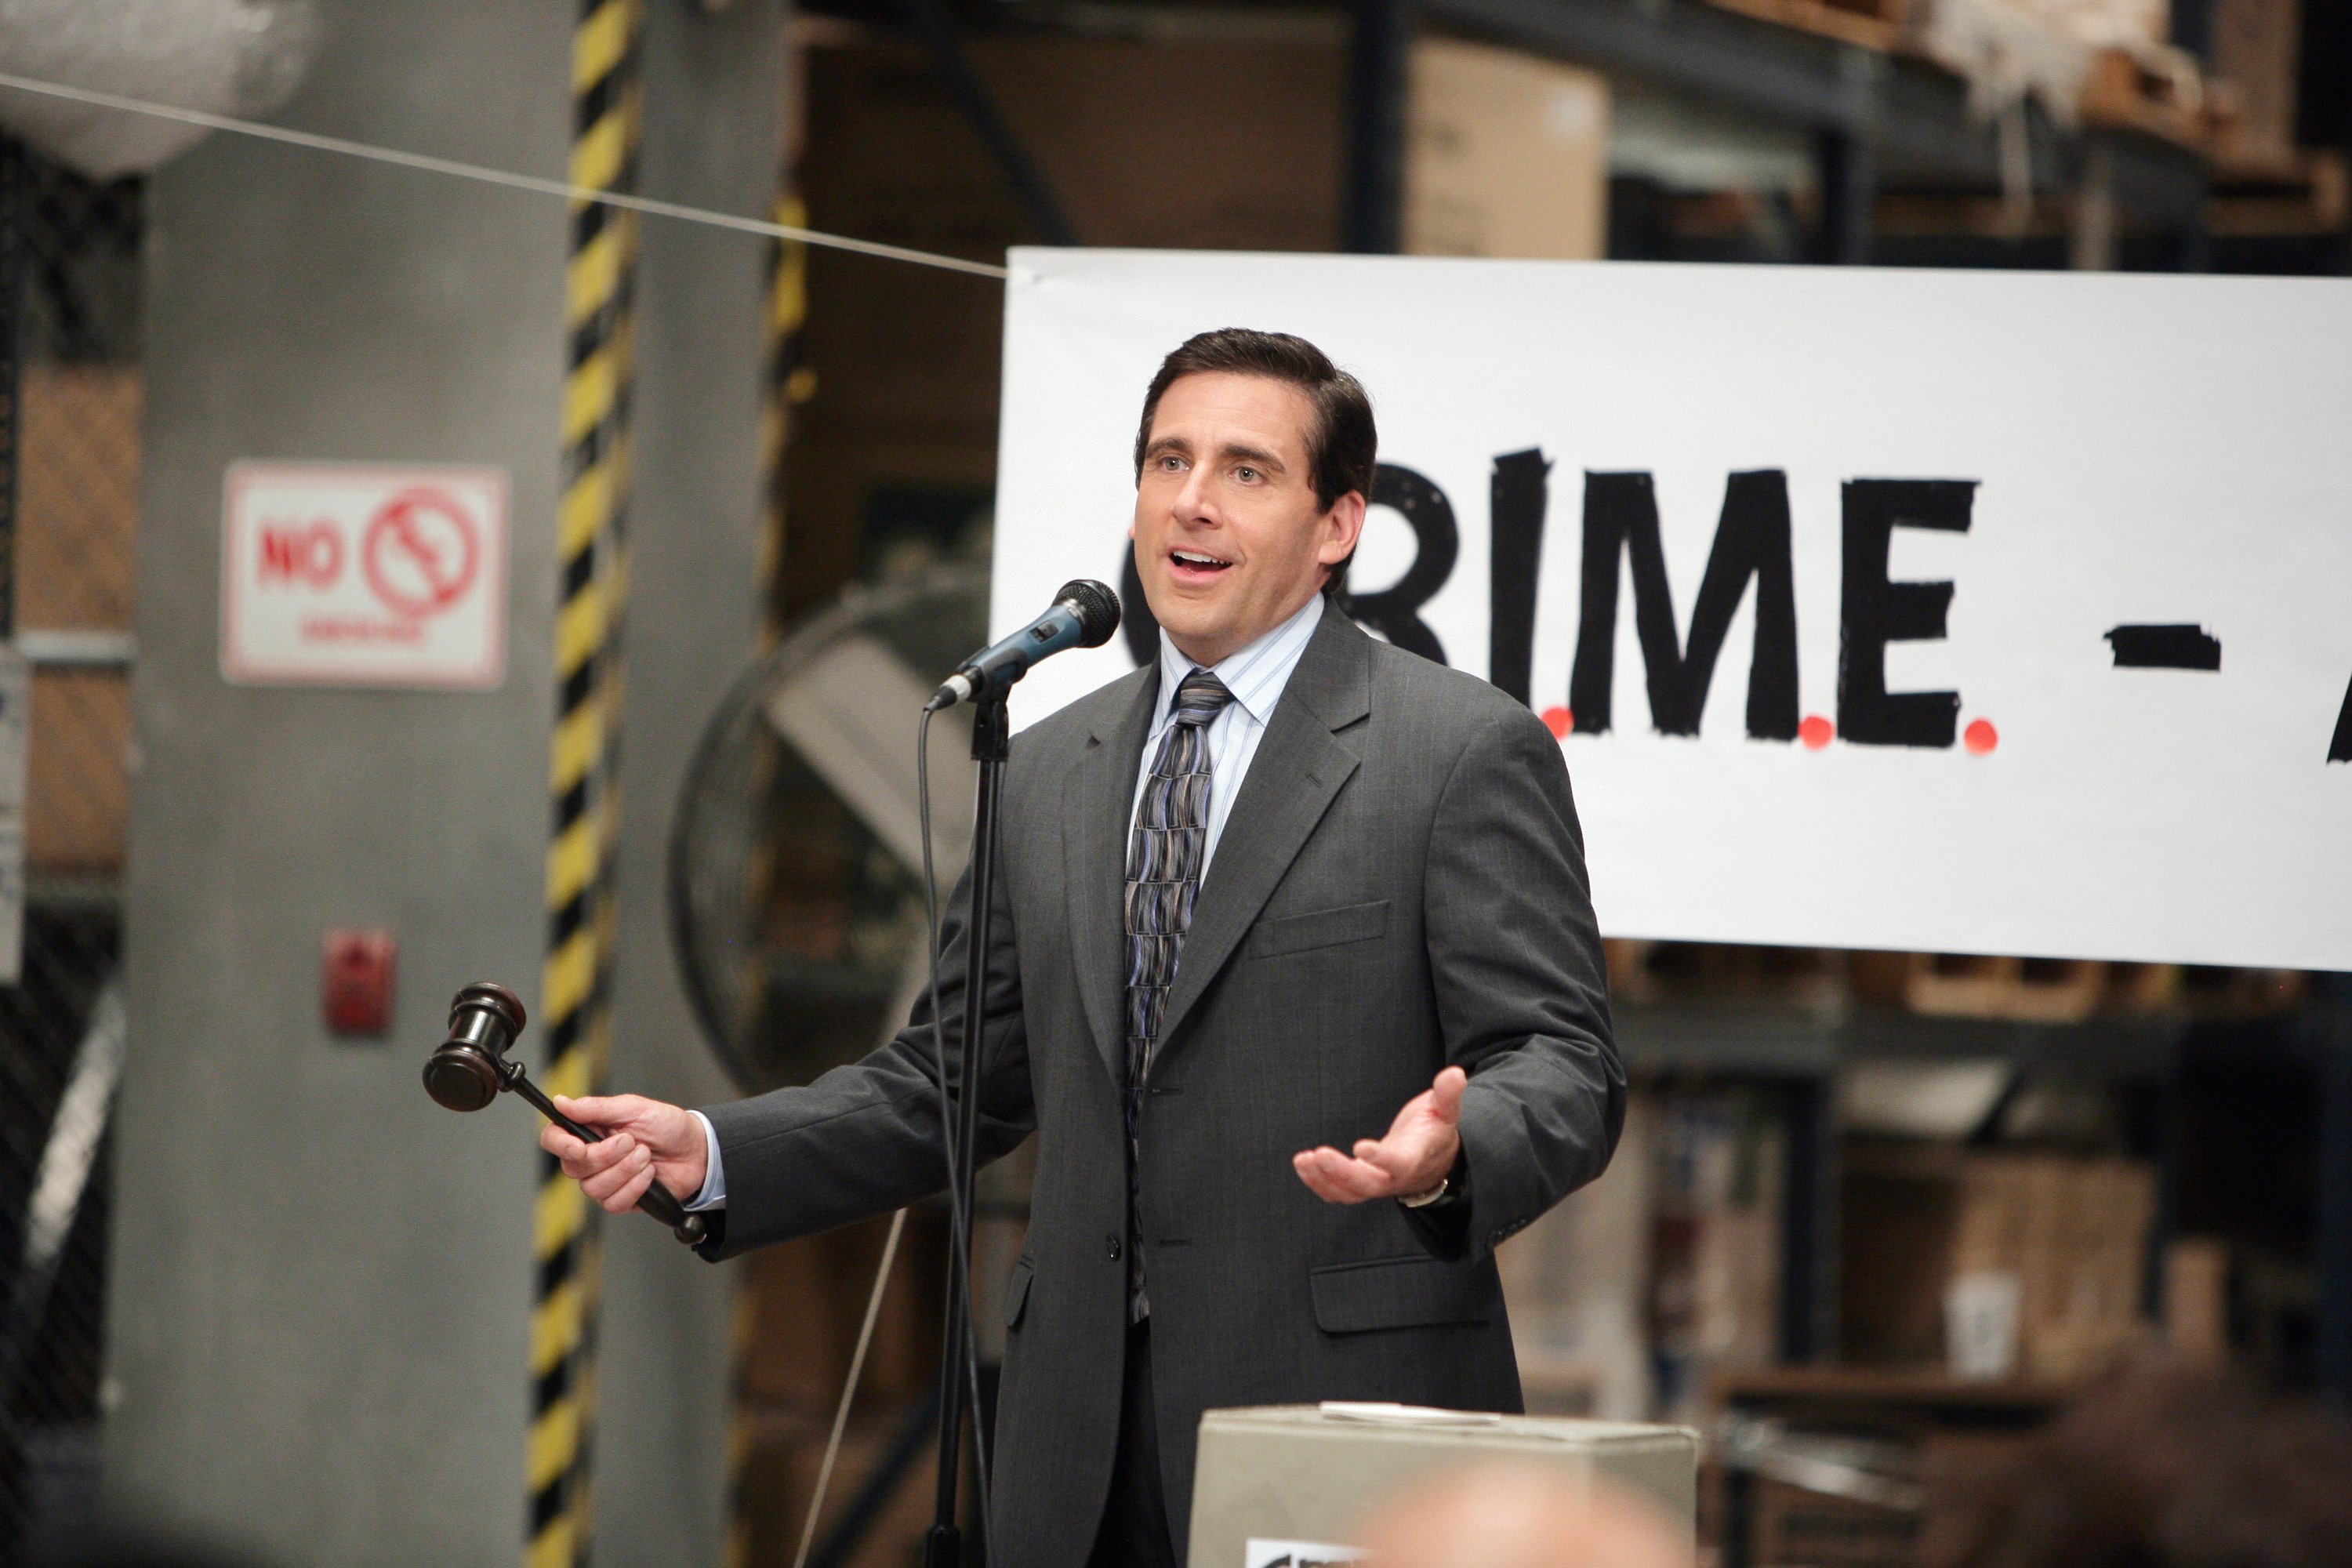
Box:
[1318,1402,1501,1425]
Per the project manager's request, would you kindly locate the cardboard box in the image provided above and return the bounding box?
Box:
[16,365,140,633]
[1404,38,1609,260]
[2162,1236,2230,1367]
[25,670,130,874]
[1186,1406,1696,1567]
[2212,0,2301,160]
[1842,1142,2154,1378]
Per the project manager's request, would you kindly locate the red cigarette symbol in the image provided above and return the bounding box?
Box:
[362,487,481,619]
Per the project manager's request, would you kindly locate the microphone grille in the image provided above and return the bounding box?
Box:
[1055,579,1123,648]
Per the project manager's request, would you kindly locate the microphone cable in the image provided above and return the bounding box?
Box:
[789,709,994,1568]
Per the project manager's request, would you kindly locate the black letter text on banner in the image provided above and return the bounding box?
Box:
[1487,448,1551,706]
[1567,470,1799,739]
[1349,463,1458,664]
[1837,478,1975,748]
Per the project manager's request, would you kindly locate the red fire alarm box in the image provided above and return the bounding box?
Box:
[324,928,396,1036]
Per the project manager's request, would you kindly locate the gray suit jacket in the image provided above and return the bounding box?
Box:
[699,600,1622,1566]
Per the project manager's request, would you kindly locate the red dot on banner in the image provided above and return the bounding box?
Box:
[1965,718,1999,755]
[1541,706,1573,739]
[1799,714,1834,750]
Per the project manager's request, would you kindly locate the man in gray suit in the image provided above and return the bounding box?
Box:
[544,328,1622,1566]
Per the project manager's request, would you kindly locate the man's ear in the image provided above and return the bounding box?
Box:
[1319,490,1367,567]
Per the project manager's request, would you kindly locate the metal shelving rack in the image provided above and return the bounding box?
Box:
[1615,997,2189,1366]
[1346,0,2212,265]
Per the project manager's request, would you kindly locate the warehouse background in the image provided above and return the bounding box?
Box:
[1,0,2348,1564]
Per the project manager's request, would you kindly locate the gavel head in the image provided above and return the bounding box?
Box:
[423,982,528,1112]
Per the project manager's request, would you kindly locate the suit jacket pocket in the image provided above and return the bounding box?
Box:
[1248,899,1389,960]
[1309,1254,1490,1334]
[1003,1256,1034,1329]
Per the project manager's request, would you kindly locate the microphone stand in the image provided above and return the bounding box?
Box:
[928,685,1008,1568]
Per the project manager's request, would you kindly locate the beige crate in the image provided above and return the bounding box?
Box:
[1188,1406,1697,1568]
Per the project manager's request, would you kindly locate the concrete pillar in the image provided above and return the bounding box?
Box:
[103,2,782,1562]
[595,2,783,1563]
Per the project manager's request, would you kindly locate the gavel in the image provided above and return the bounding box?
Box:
[423,981,708,1246]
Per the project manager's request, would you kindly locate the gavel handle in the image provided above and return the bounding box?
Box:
[507,1069,709,1247]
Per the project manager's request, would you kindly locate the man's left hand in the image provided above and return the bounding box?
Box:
[1292,1065,1465,1204]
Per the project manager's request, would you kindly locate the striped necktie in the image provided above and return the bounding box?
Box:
[1121,666,1233,1317]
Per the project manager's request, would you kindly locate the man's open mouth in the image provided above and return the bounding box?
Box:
[1170,549,1232,574]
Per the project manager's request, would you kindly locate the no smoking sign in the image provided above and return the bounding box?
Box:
[223,463,508,688]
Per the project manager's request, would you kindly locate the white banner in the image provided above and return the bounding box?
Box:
[993,249,2352,970]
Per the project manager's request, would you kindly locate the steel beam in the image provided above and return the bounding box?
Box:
[1817,125,1876,263]
[1348,0,1414,252]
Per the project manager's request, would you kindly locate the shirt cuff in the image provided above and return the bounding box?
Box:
[686,1109,727,1211]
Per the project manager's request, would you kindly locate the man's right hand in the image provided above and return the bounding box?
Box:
[540,1094,708,1216]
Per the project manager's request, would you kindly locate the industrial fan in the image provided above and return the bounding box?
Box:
[667,564,987,1093]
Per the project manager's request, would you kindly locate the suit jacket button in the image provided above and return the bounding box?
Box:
[1105,1233,1124,1261]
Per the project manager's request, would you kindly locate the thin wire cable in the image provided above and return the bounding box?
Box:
[0,70,1009,281]
[916,706,994,1551]
[792,1206,906,1568]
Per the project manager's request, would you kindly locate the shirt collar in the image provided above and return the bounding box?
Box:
[1152,591,1327,734]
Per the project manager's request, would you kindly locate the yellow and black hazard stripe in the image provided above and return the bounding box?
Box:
[533,2,642,1566]
[753,187,815,643]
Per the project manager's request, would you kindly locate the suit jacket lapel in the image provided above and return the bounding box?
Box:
[1066,664,1159,1090]
[1152,602,1373,1060]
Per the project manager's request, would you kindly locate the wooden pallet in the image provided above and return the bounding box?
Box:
[2207,148,2350,235]
[1701,0,1908,53]
[2173,964,2307,1017]
[1852,953,2307,1021]
[1608,939,1849,1010]
[1875,191,2071,239]
[1884,953,2109,1023]
[2079,45,2209,148]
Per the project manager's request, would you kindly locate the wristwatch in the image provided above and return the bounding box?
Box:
[1398,1152,1467,1209]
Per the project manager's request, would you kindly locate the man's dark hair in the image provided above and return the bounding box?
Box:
[1132,328,1377,599]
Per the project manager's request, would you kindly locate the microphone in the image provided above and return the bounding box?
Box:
[927,579,1122,710]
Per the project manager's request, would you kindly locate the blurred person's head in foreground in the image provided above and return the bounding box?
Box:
[1356,1462,1694,1568]
[1924,1359,2352,1568]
